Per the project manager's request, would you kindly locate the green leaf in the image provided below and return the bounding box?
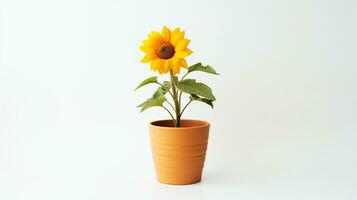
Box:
[176,79,216,100]
[137,96,166,112]
[134,76,158,90]
[190,94,214,109]
[188,63,219,75]
[152,81,171,98]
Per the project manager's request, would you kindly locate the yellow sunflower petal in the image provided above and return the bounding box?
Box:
[150,59,160,70]
[148,31,164,44]
[171,58,180,75]
[172,27,180,34]
[172,66,180,75]
[157,59,166,74]
[142,39,161,48]
[163,59,172,73]
[175,39,190,51]
[140,54,157,63]
[162,26,171,43]
[140,45,156,54]
[174,49,192,58]
[170,30,185,46]
[179,59,188,68]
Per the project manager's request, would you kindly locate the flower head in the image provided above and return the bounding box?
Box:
[140,26,192,75]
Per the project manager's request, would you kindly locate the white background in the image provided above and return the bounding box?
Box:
[1,0,357,199]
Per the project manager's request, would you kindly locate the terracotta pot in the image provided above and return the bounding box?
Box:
[149,119,210,185]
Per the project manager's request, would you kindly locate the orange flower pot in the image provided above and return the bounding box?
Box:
[149,119,210,185]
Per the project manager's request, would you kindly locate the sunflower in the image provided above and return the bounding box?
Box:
[140,26,192,75]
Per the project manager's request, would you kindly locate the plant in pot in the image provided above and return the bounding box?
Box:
[135,26,219,185]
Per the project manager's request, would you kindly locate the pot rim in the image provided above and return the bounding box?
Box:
[149,119,210,130]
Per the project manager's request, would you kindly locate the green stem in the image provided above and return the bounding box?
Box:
[178,71,189,111]
[157,82,175,100]
[161,106,176,126]
[178,91,182,107]
[180,100,192,116]
[170,71,181,127]
[181,71,190,81]
[166,101,175,112]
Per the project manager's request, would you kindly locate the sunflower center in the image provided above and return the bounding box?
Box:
[158,44,175,59]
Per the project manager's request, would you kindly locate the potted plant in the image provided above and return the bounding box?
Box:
[135,26,219,185]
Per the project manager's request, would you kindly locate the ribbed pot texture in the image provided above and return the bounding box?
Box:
[149,119,210,185]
